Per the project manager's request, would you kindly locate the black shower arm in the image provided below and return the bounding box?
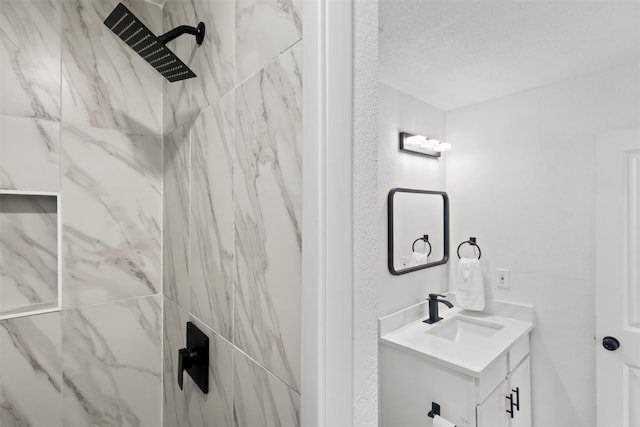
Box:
[158,23,205,45]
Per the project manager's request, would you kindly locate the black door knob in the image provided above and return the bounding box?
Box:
[602,336,620,351]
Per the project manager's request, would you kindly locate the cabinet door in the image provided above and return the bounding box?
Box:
[477,379,510,427]
[509,356,532,427]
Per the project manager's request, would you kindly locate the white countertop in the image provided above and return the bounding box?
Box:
[379,305,534,377]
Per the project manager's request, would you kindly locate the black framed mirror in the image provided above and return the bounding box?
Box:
[387,188,449,275]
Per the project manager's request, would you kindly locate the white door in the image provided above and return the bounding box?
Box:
[596,128,640,427]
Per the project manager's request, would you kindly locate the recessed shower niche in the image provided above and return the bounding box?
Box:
[0,191,61,319]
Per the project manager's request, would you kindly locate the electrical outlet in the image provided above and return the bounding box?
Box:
[496,268,510,289]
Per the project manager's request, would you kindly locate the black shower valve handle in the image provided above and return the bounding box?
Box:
[177,322,209,394]
[177,348,196,390]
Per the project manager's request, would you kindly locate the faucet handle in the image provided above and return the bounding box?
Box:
[428,293,447,300]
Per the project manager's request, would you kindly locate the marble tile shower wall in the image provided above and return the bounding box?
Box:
[162,0,302,426]
[0,0,163,425]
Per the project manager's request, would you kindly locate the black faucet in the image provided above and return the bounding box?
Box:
[423,293,454,324]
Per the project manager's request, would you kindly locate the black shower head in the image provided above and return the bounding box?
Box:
[103,2,205,82]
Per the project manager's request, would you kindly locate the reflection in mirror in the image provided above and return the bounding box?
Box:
[387,188,449,275]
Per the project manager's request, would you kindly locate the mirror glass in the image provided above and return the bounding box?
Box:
[387,188,449,275]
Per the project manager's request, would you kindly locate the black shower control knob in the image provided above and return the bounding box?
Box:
[602,336,620,351]
[177,322,209,394]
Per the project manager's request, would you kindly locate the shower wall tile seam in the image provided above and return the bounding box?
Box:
[166,38,302,124]
[60,121,163,138]
[187,103,193,329]
[160,25,303,136]
[230,37,303,97]
[160,81,165,427]
[163,291,184,308]
[63,292,163,311]
[186,311,300,407]
[230,80,237,357]
[160,292,165,427]
[231,340,301,398]
[188,90,236,126]
[0,113,60,124]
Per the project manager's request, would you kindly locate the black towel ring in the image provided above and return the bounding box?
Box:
[412,234,432,256]
[457,237,481,259]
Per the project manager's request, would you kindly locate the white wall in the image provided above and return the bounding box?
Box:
[446,61,640,427]
[377,83,449,317]
[353,1,380,425]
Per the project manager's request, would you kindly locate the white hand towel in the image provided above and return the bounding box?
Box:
[433,415,456,427]
[455,257,485,311]
[409,251,429,267]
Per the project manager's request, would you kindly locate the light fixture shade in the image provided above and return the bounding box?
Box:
[399,132,450,158]
[433,142,451,152]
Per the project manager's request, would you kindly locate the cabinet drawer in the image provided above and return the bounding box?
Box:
[508,335,529,373]
[475,353,507,403]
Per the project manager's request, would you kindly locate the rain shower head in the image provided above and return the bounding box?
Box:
[103,2,205,82]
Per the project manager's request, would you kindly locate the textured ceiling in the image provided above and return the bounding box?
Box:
[379,1,640,110]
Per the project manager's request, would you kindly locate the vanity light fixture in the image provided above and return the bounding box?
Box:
[399,132,451,158]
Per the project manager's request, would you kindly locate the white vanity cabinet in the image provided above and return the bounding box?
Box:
[477,355,531,427]
[380,333,532,427]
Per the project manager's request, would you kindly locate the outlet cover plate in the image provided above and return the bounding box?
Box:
[496,268,510,289]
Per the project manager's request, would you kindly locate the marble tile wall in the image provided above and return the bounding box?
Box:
[60,0,163,135]
[1,0,303,424]
[235,0,302,82]
[233,43,302,392]
[233,348,300,427]
[0,0,61,121]
[189,93,234,341]
[0,312,62,427]
[162,0,302,424]
[0,116,60,192]
[61,124,161,308]
[163,124,191,309]
[62,295,162,427]
[1,0,163,425]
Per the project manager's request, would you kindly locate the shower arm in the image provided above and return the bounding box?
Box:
[158,22,205,45]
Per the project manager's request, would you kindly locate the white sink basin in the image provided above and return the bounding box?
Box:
[379,305,534,376]
[425,316,503,343]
